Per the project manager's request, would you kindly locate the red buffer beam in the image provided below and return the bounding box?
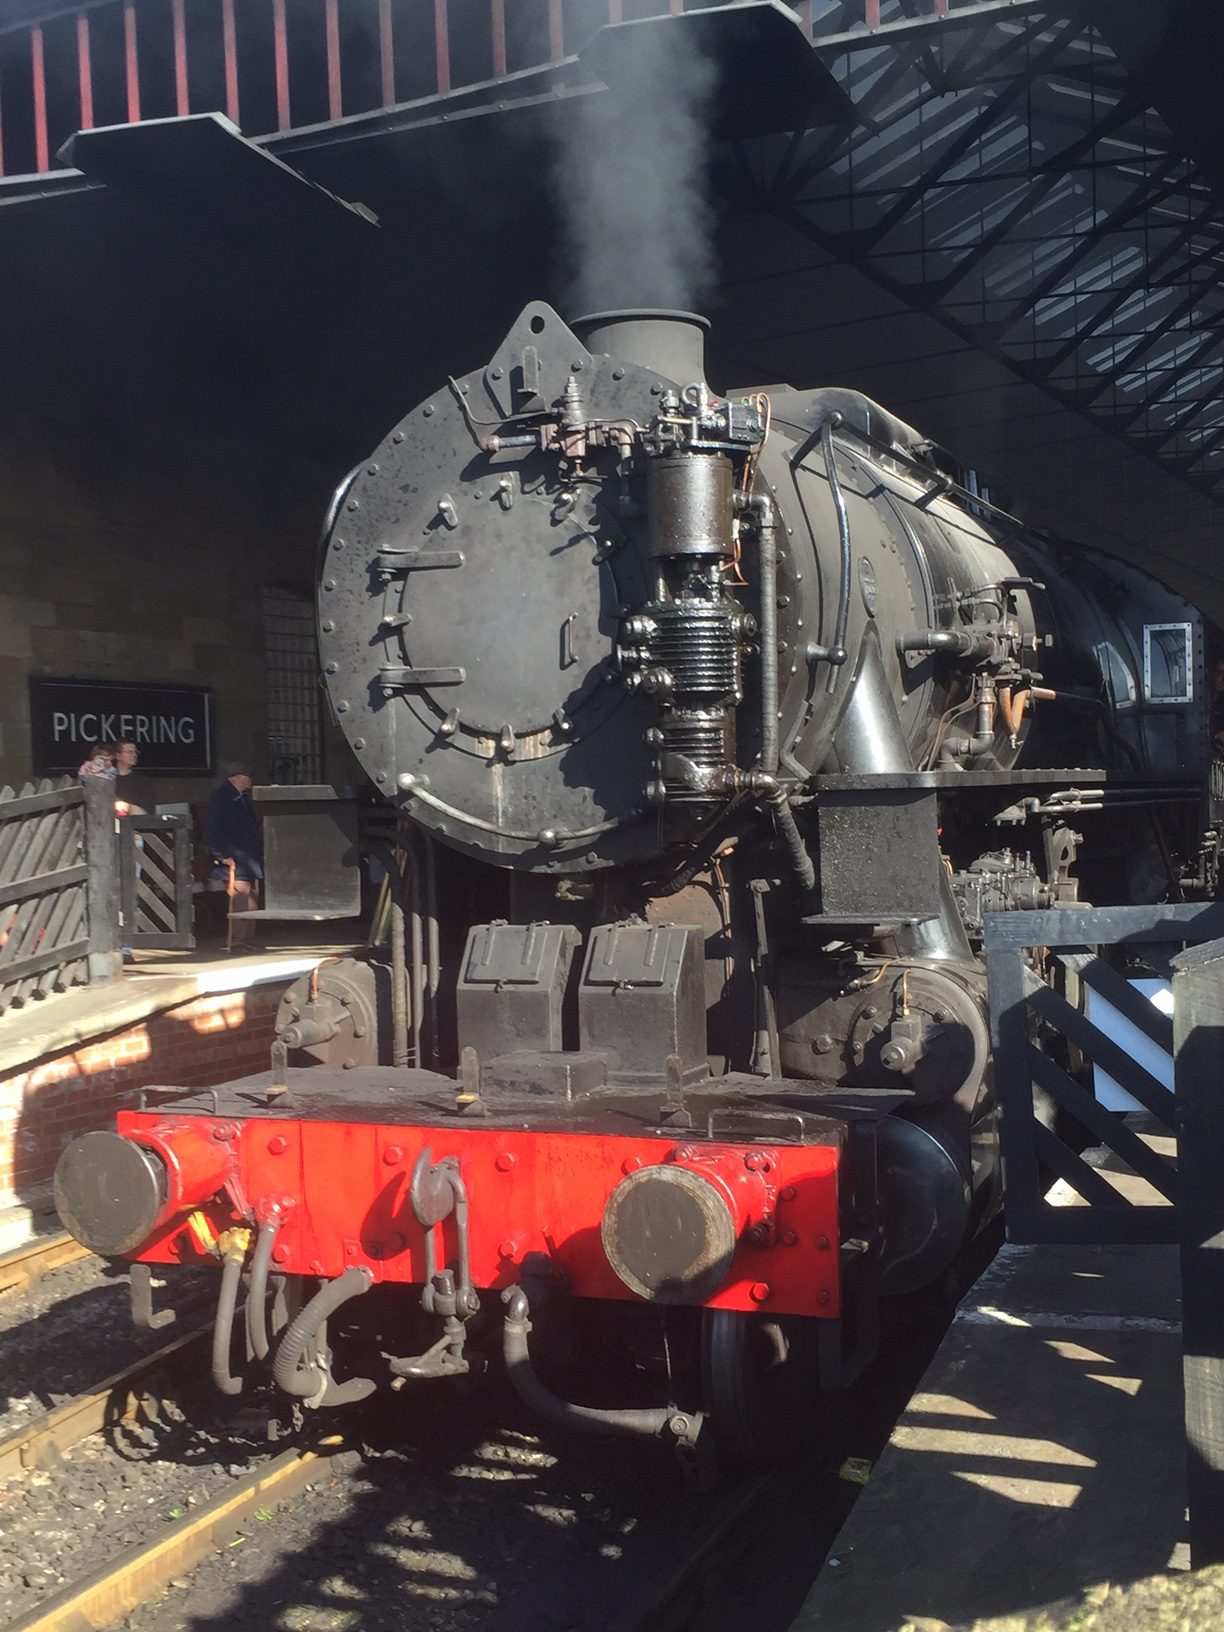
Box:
[113,1108,844,1320]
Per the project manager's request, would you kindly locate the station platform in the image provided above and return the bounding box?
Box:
[0,929,363,1251]
[793,1241,1189,1632]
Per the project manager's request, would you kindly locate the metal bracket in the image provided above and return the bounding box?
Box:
[391,1148,481,1383]
[378,664,466,693]
[374,548,464,574]
[130,1261,176,1330]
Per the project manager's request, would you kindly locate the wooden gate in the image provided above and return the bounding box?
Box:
[0,778,91,1013]
[985,901,1224,1245]
[119,814,194,951]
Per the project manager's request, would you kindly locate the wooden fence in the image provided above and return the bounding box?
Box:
[0,777,120,1015]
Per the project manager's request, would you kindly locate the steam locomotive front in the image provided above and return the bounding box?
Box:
[49,305,1075,1459]
[319,302,1043,890]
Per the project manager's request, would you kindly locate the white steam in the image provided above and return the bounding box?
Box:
[558,28,718,314]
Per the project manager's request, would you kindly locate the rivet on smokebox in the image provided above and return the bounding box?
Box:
[621,1156,643,1176]
[495,1152,517,1173]
[744,1150,766,1171]
[750,1282,771,1304]
[267,1136,288,1156]
[383,1145,404,1166]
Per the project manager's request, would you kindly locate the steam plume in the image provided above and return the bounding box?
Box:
[558,25,718,314]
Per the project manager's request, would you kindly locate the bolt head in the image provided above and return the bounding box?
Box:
[673,1145,695,1163]
[498,1238,517,1259]
[744,1150,767,1171]
[817,1234,831,1250]
[383,1145,404,1166]
[495,1152,517,1172]
[272,1243,290,1265]
[621,1155,643,1175]
[780,1185,797,1202]
[783,1230,799,1247]
[749,1281,771,1304]
[268,1135,288,1156]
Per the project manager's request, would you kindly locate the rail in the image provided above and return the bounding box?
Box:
[0,0,969,181]
[0,1319,208,1480]
[0,1229,91,1294]
[7,1437,344,1631]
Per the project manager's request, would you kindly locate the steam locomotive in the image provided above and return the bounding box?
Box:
[54,304,1215,1462]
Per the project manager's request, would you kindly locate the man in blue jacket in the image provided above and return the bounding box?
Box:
[203,763,263,947]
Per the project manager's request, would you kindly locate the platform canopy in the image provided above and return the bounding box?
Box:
[2,0,1223,612]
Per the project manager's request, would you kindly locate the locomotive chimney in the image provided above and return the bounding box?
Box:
[572,308,709,386]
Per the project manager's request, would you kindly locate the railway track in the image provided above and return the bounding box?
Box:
[0,1230,91,1296]
[0,1320,210,1481]
[614,1473,777,1632]
[7,1436,348,1632]
[0,1306,352,1632]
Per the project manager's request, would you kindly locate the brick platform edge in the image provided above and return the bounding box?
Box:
[0,984,287,1211]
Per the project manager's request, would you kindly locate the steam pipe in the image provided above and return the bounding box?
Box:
[501,1287,700,1442]
[272,1266,375,1407]
[391,894,409,1070]
[409,839,424,1070]
[424,834,440,1069]
[771,791,816,893]
[754,494,815,891]
[757,496,780,777]
[821,417,854,694]
[212,1245,246,1397]
[363,837,411,1069]
[245,1213,282,1363]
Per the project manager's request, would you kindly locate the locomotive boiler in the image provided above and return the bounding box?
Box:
[54,303,1214,1462]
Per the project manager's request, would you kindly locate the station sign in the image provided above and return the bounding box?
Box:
[30,678,215,774]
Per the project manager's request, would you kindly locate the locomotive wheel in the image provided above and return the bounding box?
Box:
[700,1308,826,1467]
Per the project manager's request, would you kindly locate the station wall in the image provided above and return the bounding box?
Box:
[0,408,357,809]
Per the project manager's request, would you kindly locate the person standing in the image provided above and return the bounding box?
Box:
[77,745,116,780]
[203,763,263,946]
[112,739,157,816]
